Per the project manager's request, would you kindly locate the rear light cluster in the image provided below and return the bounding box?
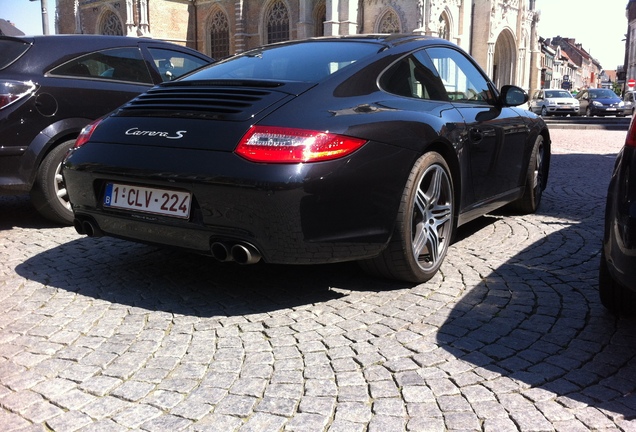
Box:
[236,126,367,163]
[626,118,636,148]
[74,119,103,148]
[0,80,36,110]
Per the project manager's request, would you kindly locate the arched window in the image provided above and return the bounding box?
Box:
[209,10,230,59]
[438,12,450,41]
[266,1,289,44]
[314,2,326,37]
[100,11,123,36]
[378,10,400,33]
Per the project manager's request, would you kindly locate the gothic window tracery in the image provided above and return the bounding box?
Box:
[209,10,230,59]
[267,1,290,44]
[101,11,123,36]
[378,10,400,33]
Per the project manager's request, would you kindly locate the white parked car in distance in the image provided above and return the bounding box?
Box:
[529,89,579,117]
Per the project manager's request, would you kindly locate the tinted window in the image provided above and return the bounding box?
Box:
[0,38,31,70]
[49,47,153,84]
[424,47,493,104]
[147,47,209,82]
[183,41,381,83]
[380,52,448,101]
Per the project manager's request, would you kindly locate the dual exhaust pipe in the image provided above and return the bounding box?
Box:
[73,217,104,238]
[74,217,261,265]
[211,241,261,265]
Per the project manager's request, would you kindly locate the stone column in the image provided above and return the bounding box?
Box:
[234,0,247,53]
[324,0,339,36]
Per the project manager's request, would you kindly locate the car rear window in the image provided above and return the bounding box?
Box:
[183,41,381,83]
[0,38,31,70]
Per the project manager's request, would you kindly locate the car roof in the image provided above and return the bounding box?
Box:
[0,34,211,73]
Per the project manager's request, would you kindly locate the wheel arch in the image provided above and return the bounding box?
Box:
[21,118,90,190]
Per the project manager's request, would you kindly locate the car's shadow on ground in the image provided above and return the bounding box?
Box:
[0,194,64,230]
[7,152,636,420]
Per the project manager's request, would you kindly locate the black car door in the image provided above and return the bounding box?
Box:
[419,47,529,205]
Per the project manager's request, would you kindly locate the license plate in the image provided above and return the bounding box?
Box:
[607,108,616,111]
[103,183,191,219]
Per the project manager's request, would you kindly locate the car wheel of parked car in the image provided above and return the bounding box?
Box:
[599,250,635,315]
[30,140,75,225]
[586,106,594,117]
[540,106,548,116]
[359,152,454,283]
[508,135,545,214]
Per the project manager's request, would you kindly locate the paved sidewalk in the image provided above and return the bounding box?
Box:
[0,128,635,431]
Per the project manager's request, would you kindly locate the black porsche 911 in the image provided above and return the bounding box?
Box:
[63,34,551,283]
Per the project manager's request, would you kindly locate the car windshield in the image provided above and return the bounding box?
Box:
[182,41,382,83]
[590,89,618,99]
[545,90,572,98]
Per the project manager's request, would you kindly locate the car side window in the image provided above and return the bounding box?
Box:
[423,47,494,105]
[380,52,449,101]
[49,47,153,84]
[147,48,209,82]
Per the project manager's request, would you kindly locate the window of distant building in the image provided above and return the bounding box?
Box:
[378,10,400,33]
[314,2,326,37]
[438,12,450,41]
[266,1,290,44]
[100,11,123,36]
[209,9,230,59]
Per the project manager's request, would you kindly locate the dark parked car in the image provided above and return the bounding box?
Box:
[528,89,579,117]
[600,117,636,314]
[576,88,627,117]
[64,35,551,283]
[0,34,212,224]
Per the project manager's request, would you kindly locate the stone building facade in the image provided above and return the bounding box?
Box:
[56,0,540,91]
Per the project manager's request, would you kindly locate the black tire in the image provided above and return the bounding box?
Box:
[508,135,545,214]
[586,106,594,117]
[599,250,635,316]
[30,140,75,225]
[359,152,454,283]
[540,106,549,116]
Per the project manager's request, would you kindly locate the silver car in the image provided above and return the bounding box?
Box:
[529,89,579,117]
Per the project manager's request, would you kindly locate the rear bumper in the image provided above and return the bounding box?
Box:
[64,140,416,264]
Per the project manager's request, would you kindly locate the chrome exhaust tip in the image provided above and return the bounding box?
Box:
[230,243,261,265]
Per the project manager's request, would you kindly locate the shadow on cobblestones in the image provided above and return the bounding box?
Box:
[13,234,417,317]
[0,195,63,230]
[3,149,636,430]
[439,152,636,422]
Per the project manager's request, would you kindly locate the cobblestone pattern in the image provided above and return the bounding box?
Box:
[0,128,635,431]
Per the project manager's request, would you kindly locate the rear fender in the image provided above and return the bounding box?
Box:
[18,117,91,189]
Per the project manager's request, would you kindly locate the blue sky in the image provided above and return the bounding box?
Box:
[1,0,55,35]
[2,0,629,70]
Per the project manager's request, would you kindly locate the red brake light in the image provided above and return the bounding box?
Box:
[626,118,636,148]
[235,126,367,163]
[74,119,103,148]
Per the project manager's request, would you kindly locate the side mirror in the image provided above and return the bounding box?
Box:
[500,85,528,107]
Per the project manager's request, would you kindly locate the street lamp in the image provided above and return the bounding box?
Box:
[29,0,50,35]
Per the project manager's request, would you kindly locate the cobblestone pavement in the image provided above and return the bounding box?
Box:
[1,128,635,431]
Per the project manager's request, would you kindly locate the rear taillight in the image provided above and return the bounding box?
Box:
[626,118,636,148]
[74,119,103,148]
[235,126,367,163]
[0,80,36,110]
